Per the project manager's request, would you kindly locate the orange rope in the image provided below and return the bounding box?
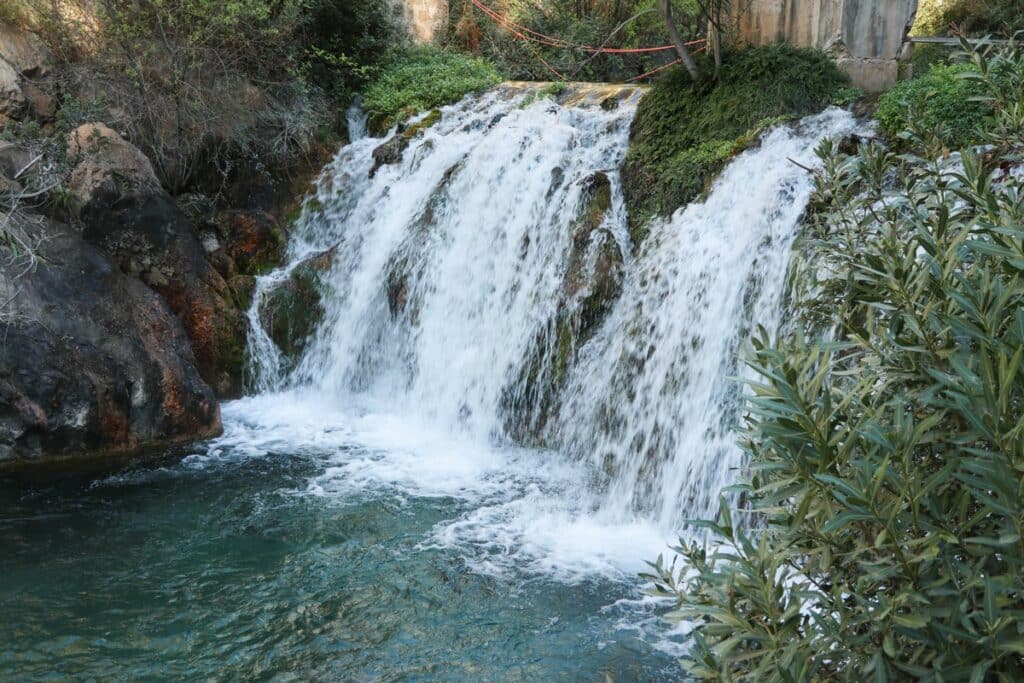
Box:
[625,44,706,82]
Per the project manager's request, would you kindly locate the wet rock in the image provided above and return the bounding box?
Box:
[370,132,410,178]
[369,110,442,177]
[228,274,256,310]
[217,209,286,276]
[67,123,248,397]
[80,192,248,397]
[503,171,624,443]
[0,216,220,472]
[386,265,410,317]
[259,248,334,364]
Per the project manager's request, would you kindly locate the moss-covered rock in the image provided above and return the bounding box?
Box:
[622,45,848,240]
[503,171,624,443]
[369,109,443,177]
[258,248,334,365]
[218,209,286,276]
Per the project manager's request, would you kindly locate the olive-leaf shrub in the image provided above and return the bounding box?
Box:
[647,42,1024,682]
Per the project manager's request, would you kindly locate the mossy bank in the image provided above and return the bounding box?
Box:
[621,45,851,241]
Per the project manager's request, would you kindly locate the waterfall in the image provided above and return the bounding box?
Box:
[247,84,857,532]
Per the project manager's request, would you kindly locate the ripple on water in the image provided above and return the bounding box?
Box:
[0,394,686,681]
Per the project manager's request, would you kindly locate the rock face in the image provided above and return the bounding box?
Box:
[733,0,917,91]
[66,123,250,397]
[0,23,54,125]
[393,0,448,44]
[0,217,221,470]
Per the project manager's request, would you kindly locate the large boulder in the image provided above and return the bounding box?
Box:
[0,24,54,125]
[65,122,162,212]
[0,216,221,471]
[0,57,24,124]
[66,123,249,397]
[0,24,51,79]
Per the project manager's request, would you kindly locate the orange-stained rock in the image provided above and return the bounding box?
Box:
[0,216,221,471]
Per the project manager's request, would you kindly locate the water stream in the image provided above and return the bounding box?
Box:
[0,85,856,680]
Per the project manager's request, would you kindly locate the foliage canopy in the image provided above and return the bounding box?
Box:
[362,49,502,135]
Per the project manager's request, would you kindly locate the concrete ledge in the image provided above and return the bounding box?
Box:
[836,58,899,93]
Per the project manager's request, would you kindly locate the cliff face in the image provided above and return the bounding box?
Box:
[733,0,918,91]
[0,22,311,473]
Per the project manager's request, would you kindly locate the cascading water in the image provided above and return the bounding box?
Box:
[557,109,857,528]
[0,83,863,682]
[247,86,856,535]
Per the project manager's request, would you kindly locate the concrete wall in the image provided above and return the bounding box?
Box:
[397,0,449,44]
[733,0,918,91]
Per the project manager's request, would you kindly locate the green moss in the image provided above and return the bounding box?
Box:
[621,45,848,236]
[517,82,569,110]
[362,49,501,135]
[258,250,332,364]
[401,109,443,140]
[875,63,991,149]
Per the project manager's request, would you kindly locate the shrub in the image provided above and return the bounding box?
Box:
[443,0,682,83]
[875,63,991,149]
[11,0,393,193]
[622,45,847,235]
[649,42,1024,681]
[913,0,1024,37]
[362,48,502,134]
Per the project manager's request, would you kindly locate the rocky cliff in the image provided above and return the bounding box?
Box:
[0,23,309,473]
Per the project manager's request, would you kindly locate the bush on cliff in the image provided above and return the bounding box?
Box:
[6,0,393,193]
[876,62,991,149]
[362,48,502,135]
[648,41,1024,681]
[621,45,847,239]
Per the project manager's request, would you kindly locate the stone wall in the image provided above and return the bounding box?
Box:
[732,0,918,91]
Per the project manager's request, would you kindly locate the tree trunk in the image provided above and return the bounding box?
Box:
[660,0,700,80]
[709,18,722,70]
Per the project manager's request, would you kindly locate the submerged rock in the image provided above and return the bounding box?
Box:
[0,217,221,472]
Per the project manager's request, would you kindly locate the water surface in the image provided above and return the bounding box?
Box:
[0,396,683,681]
